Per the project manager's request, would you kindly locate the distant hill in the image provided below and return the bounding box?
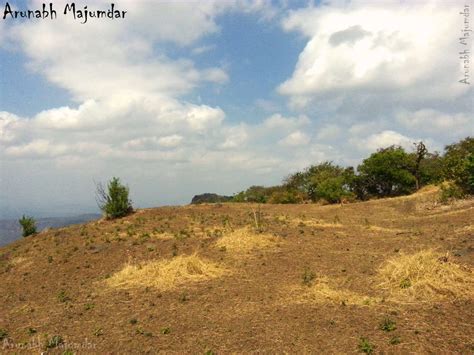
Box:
[0,214,101,247]
[191,193,233,204]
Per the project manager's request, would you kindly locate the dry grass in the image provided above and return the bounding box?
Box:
[290,277,379,306]
[377,250,474,303]
[291,218,343,228]
[366,225,407,233]
[106,254,225,291]
[214,227,279,253]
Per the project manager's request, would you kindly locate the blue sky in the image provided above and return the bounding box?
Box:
[0,0,472,218]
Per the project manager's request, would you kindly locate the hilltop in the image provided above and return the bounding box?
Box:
[0,187,473,353]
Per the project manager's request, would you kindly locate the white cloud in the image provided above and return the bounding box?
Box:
[279,130,310,147]
[396,109,473,137]
[279,1,470,108]
[363,130,415,152]
[263,113,310,130]
[315,124,341,141]
[191,45,216,55]
[219,125,249,149]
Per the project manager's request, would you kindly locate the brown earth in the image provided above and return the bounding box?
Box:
[1,187,473,354]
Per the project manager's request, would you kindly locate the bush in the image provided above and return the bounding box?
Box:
[439,183,466,204]
[19,215,37,237]
[96,177,133,219]
[267,188,305,204]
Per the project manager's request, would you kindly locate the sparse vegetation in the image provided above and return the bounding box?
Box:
[46,335,64,349]
[57,290,71,303]
[161,327,171,335]
[302,268,315,286]
[1,179,473,353]
[380,317,397,332]
[358,337,374,354]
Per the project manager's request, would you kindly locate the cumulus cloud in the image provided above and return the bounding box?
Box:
[279,1,471,108]
[279,130,310,147]
[396,109,473,137]
[361,130,415,152]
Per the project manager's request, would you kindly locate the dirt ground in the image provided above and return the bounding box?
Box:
[1,187,473,354]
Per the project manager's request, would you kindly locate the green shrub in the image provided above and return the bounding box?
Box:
[19,215,37,237]
[268,188,304,204]
[442,137,474,195]
[96,177,133,219]
[358,337,374,354]
[439,183,465,203]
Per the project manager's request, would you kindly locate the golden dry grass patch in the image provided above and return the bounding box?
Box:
[288,277,380,306]
[10,256,33,269]
[106,254,226,291]
[291,218,344,229]
[214,227,280,253]
[377,250,474,303]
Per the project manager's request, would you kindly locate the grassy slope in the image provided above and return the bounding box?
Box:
[0,187,473,353]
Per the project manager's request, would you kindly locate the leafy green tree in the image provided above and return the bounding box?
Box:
[442,137,474,194]
[356,146,416,198]
[19,215,37,237]
[284,162,354,203]
[96,177,133,219]
[418,152,444,186]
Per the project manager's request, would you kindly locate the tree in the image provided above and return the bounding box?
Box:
[284,162,354,203]
[19,215,37,237]
[96,177,133,219]
[411,141,428,190]
[442,137,474,195]
[356,146,416,198]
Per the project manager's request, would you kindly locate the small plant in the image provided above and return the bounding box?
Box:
[0,328,8,340]
[84,303,95,311]
[19,215,37,237]
[161,327,171,335]
[251,205,263,232]
[28,327,37,335]
[358,337,374,354]
[302,268,315,286]
[46,335,64,349]
[399,278,411,289]
[93,328,103,336]
[129,318,138,325]
[63,350,75,355]
[389,336,401,345]
[380,317,396,332]
[136,328,153,337]
[179,293,189,303]
[57,290,71,303]
[96,177,133,219]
